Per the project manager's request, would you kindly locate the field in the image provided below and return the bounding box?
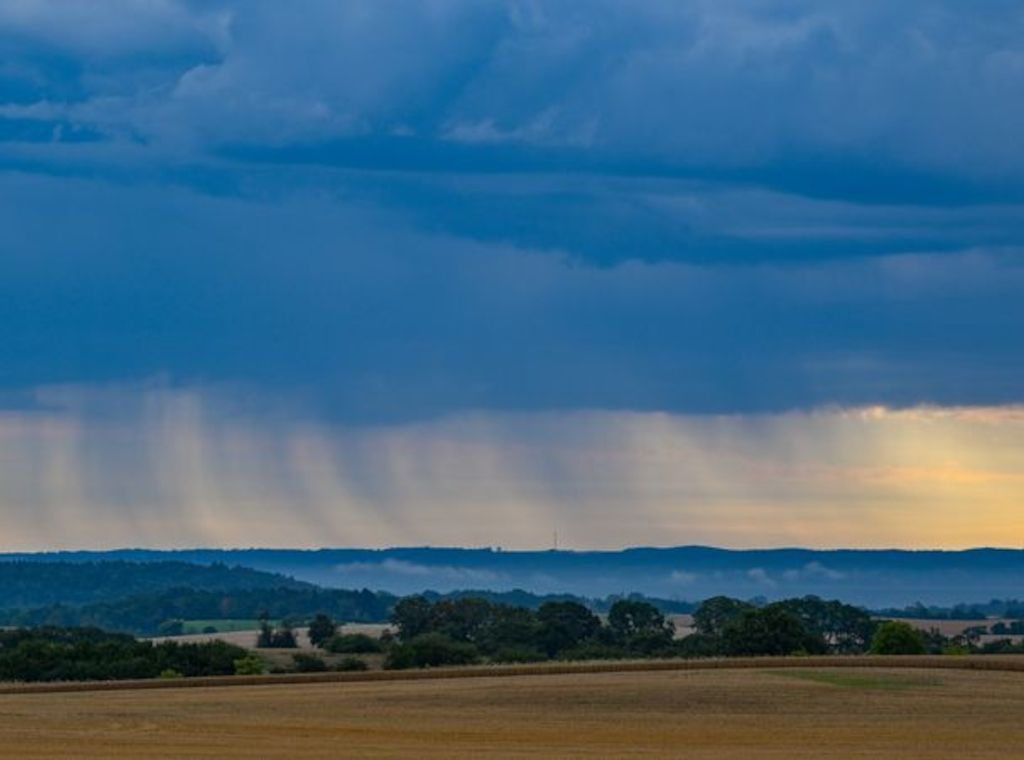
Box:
[890,617,1024,645]
[180,619,270,634]
[1,662,1022,758]
[151,622,392,649]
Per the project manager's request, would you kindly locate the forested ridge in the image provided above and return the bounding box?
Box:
[0,561,310,610]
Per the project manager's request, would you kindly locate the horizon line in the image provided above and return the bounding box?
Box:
[2,544,1022,555]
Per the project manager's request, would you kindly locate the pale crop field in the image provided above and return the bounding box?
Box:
[149,623,393,649]
[0,666,1022,758]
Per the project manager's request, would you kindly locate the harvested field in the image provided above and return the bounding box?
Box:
[0,662,1022,758]
[892,617,1007,636]
[148,623,392,649]
[891,617,1024,644]
[668,613,695,637]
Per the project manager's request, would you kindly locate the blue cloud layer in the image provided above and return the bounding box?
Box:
[1,1,1022,420]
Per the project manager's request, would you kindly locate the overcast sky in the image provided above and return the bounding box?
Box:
[2,1,1023,550]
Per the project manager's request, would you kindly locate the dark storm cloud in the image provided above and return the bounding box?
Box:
[1,171,1022,420]
[0,1,1022,419]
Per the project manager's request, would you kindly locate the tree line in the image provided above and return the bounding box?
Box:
[0,587,396,636]
[0,627,249,682]
[251,593,896,672]
[0,585,693,637]
[371,594,1023,667]
[377,594,881,667]
[2,593,1021,683]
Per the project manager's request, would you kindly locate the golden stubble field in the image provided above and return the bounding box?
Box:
[1,666,1022,759]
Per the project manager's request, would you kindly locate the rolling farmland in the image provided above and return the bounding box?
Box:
[0,662,1022,758]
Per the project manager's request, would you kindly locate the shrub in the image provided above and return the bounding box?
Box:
[383,633,479,670]
[560,643,629,661]
[233,654,265,675]
[292,653,328,672]
[870,621,927,655]
[335,656,369,672]
[490,646,546,664]
[672,633,722,659]
[326,633,382,654]
[158,668,183,679]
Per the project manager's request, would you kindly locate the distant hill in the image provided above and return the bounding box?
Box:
[5,547,1024,607]
[0,560,309,610]
[0,586,395,636]
[0,563,691,635]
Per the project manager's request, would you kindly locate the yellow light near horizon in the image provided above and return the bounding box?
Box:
[0,388,1022,551]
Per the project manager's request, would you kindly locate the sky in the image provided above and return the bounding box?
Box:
[1,0,1023,551]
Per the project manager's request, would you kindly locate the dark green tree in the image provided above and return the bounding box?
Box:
[325,633,382,654]
[292,653,328,672]
[773,596,877,654]
[257,616,298,649]
[722,606,826,656]
[536,601,601,656]
[307,613,337,648]
[692,596,755,637]
[430,597,495,643]
[256,614,273,648]
[608,599,675,653]
[390,596,434,641]
[477,605,542,656]
[383,633,480,670]
[870,621,927,655]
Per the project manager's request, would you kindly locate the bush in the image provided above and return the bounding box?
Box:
[325,633,382,654]
[233,654,265,675]
[870,621,927,655]
[335,656,369,672]
[0,627,249,682]
[292,653,328,672]
[383,633,479,670]
[672,633,722,659]
[560,643,629,661]
[490,646,546,663]
[158,668,183,679]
